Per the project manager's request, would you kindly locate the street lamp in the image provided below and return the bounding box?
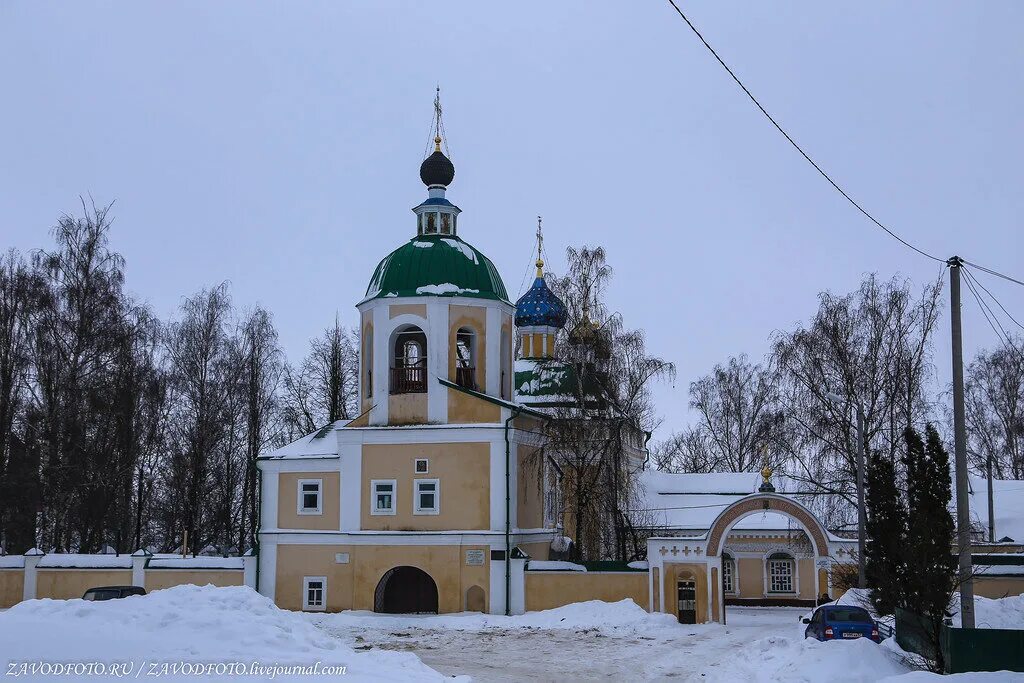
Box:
[826,392,867,590]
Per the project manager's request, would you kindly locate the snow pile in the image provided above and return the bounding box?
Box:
[707,634,910,682]
[313,599,676,638]
[951,592,1024,629]
[0,585,446,682]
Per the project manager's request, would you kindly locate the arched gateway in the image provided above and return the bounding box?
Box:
[374,566,439,614]
[646,486,849,625]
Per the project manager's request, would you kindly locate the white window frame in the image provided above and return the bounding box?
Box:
[302,576,327,611]
[722,554,737,594]
[767,555,796,594]
[414,478,440,515]
[371,479,397,516]
[296,478,323,515]
[415,458,429,474]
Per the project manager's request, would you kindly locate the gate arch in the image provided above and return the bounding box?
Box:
[374,566,439,614]
[705,493,829,558]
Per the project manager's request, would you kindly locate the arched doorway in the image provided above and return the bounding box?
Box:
[374,566,438,614]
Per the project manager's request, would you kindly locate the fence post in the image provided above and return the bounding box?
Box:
[242,549,257,590]
[22,548,44,601]
[131,549,151,589]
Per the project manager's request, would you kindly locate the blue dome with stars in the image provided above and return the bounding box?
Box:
[515,275,568,329]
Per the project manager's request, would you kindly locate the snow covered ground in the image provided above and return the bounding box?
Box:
[309,600,1021,682]
[0,585,446,681]
[2,587,1022,681]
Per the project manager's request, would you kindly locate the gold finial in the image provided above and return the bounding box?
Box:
[535,216,545,277]
[761,464,773,484]
[434,135,442,152]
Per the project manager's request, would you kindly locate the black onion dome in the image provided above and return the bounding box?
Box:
[515,276,569,328]
[420,150,455,187]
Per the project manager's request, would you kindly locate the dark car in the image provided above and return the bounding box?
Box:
[803,605,880,642]
[82,586,146,601]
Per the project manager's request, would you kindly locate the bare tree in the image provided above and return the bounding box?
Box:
[965,338,1024,479]
[543,245,674,561]
[771,273,943,532]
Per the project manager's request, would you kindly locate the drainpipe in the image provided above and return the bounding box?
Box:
[504,405,523,616]
[254,467,262,593]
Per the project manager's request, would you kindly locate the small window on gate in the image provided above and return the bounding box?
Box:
[303,576,326,611]
[415,458,429,474]
[297,479,323,515]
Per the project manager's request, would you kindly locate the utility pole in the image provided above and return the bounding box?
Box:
[949,256,976,629]
[855,403,867,589]
[987,455,995,543]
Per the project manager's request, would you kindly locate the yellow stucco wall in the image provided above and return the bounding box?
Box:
[274,543,490,613]
[525,572,648,611]
[736,558,763,598]
[390,304,427,319]
[361,442,489,531]
[974,575,1024,599]
[662,563,709,623]
[447,389,501,424]
[518,542,550,562]
[517,446,545,530]
[797,558,816,600]
[145,570,243,591]
[0,570,24,607]
[448,305,487,390]
[388,392,428,425]
[36,570,134,600]
[278,471,340,531]
[501,315,513,399]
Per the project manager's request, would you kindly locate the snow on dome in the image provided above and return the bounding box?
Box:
[362,235,508,304]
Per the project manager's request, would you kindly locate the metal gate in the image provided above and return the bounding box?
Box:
[677,579,696,624]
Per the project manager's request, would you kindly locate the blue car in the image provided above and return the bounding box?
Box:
[803,605,880,643]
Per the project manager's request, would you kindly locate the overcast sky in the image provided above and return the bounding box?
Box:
[2,2,1022,440]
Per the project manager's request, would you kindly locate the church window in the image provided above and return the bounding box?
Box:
[297,479,322,515]
[414,479,440,515]
[767,552,795,593]
[425,213,437,234]
[722,553,736,594]
[441,213,451,234]
[455,327,476,389]
[371,480,396,515]
[302,576,326,611]
[391,326,427,394]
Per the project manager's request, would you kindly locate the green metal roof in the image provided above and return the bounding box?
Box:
[514,359,603,408]
[363,235,509,303]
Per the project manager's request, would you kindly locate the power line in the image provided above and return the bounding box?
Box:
[963,260,1024,289]
[962,267,1024,362]
[963,267,1024,333]
[665,1,945,264]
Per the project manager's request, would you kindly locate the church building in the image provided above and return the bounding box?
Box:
[256,127,560,615]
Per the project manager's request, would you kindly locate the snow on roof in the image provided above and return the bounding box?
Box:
[260,423,342,460]
[37,554,132,569]
[0,556,25,568]
[637,470,824,534]
[148,557,244,570]
[527,560,587,572]
[967,476,1024,543]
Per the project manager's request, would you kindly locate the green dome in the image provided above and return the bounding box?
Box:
[363,235,509,303]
